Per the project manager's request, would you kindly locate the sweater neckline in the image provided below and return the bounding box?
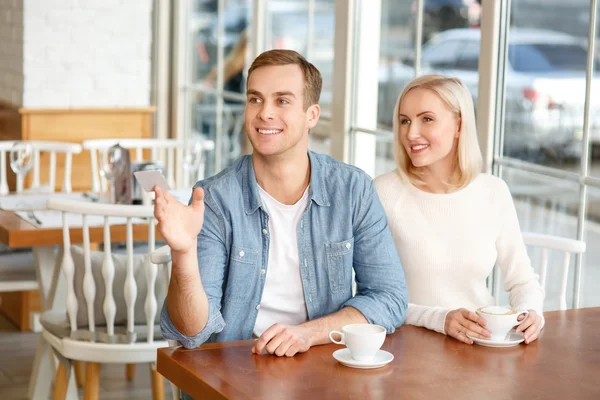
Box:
[399,169,482,199]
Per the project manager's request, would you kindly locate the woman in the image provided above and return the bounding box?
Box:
[374,74,544,344]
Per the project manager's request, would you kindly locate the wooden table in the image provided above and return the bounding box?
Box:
[0,208,151,248]
[158,308,600,400]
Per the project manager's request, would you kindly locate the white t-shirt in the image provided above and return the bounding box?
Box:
[252,185,310,337]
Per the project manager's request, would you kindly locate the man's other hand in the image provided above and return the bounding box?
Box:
[252,323,313,357]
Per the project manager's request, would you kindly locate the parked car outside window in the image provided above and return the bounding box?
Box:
[378,28,598,161]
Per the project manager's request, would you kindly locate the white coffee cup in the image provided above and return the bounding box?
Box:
[329,323,386,361]
[476,306,529,341]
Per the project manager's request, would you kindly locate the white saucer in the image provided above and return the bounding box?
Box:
[332,348,394,369]
[467,330,525,348]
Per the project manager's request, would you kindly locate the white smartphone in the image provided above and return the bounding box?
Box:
[133,170,171,192]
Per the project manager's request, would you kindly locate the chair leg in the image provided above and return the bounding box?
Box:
[28,336,54,400]
[74,361,85,388]
[52,362,69,400]
[126,363,136,381]
[170,381,181,400]
[83,362,101,400]
[66,366,78,399]
[150,363,165,400]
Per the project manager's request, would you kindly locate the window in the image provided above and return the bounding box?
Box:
[175,0,334,175]
[182,0,249,178]
[492,0,597,309]
[265,1,335,113]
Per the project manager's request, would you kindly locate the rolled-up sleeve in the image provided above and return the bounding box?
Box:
[343,180,408,332]
[159,186,229,348]
[160,299,226,348]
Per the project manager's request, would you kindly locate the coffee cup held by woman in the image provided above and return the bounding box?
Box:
[374,75,544,344]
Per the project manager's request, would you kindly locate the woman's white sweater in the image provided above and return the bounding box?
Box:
[374,170,544,334]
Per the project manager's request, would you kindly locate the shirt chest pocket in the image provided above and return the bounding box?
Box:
[325,237,354,294]
[226,245,259,303]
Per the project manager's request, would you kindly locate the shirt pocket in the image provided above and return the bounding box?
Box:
[225,245,259,303]
[325,237,354,294]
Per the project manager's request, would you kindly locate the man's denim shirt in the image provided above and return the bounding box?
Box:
[160,151,408,348]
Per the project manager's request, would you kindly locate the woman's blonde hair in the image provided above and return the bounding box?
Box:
[393,74,482,191]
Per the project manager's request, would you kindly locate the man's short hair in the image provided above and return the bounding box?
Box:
[247,49,322,110]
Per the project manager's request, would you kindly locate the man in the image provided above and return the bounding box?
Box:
[155,49,407,357]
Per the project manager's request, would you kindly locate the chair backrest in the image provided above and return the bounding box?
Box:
[521,232,586,310]
[82,138,212,193]
[0,140,82,195]
[47,198,168,344]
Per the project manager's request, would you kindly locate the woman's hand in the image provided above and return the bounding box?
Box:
[515,309,543,344]
[444,308,492,344]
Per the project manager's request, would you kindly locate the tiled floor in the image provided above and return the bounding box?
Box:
[0,314,172,399]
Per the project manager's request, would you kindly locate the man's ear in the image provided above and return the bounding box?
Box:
[307,104,321,129]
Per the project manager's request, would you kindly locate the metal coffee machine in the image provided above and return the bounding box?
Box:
[103,144,132,205]
[104,144,164,204]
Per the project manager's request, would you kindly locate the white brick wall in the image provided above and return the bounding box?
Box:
[22,0,153,108]
[0,0,24,106]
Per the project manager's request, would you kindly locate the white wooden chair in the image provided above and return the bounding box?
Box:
[0,141,82,297]
[492,232,587,310]
[151,245,181,400]
[521,232,587,310]
[0,140,82,195]
[44,198,172,400]
[82,138,214,193]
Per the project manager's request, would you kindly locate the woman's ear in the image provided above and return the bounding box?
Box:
[455,117,462,138]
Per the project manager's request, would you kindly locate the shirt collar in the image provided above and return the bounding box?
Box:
[243,150,330,215]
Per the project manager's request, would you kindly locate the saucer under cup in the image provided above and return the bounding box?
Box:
[333,348,394,369]
[468,330,524,348]
[476,306,529,341]
[329,324,386,362]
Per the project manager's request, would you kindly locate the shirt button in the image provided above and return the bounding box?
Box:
[346,243,351,249]
[239,250,245,257]
[262,228,268,235]
[256,304,260,310]
[260,268,266,275]
[309,296,313,302]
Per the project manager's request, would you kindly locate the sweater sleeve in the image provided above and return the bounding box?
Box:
[404,303,452,334]
[495,180,545,316]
